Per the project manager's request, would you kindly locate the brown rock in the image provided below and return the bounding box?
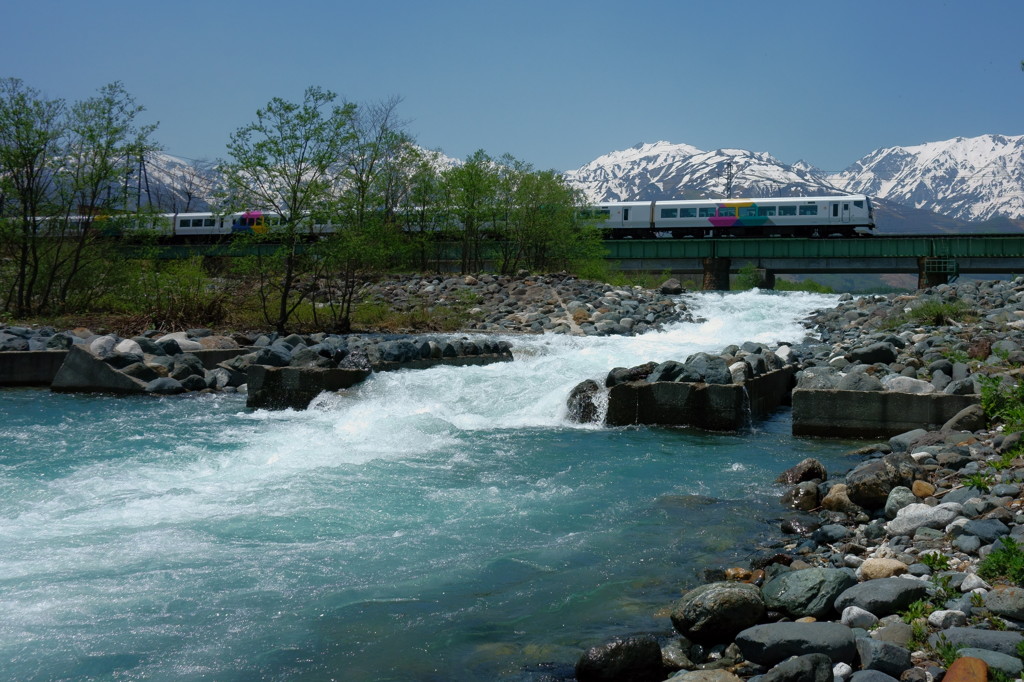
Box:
[725,567,752,582]
[198,335,240,350]
[943,656,988,682]
[912,480,936,498]
[859,558,909,580]
[776,457,828,484]
[821,483,864,515]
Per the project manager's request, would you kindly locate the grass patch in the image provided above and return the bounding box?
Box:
[978,537,1024,586]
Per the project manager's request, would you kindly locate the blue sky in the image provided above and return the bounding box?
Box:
[3,0,1022,173]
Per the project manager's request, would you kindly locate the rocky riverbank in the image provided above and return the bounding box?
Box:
[573,278,1024,682]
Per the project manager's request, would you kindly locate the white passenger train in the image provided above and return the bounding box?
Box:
[593,195,874,238]
[59,195,875,240]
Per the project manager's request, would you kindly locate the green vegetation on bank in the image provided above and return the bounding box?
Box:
[0,79,607,333]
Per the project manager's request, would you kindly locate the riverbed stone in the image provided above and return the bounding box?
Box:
[776,457,828,484]
[928,627,1024,657]
[734,622,856,666]
[762,567,857,620]
[885,502,963,536]
[855,637,911,677]
[575,634,665,682]
[956,648,1024,677]
[858,558,908,580]
[759,653,833,682]
[670,581,766,644]
[833,578,932,617]
[845,453,924,510]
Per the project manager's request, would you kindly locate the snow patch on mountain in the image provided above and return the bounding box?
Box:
[827,134,1024,221]
[564,141,840,203]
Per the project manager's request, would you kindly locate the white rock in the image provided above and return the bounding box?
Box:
[881,375,937,394]
[928,609,968,628]
[89,335,117,358]
[114,339,143,355]
[833,661,854,680]
[960,575,991,592]
[841,605,879,629]
[886,502,963,536]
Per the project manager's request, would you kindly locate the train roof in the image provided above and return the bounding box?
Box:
[597,194,868,206]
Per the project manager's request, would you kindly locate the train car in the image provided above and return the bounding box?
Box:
[596,195,874,238]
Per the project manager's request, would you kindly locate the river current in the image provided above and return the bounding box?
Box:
[0,290,867,681]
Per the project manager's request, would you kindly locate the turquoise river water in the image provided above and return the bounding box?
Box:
[0,290,868,681]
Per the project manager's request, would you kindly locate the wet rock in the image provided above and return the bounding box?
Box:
[575,634,665,682]
[567,379,603,423]
[776,458,828,484]
[761,567,857,620]
[670,581,766,644]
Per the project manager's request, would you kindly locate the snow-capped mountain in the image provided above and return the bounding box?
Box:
[564,141,838,203]
[825,134,1024,222]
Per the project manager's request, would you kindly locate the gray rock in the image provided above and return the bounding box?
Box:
[761,567,857,620]
[942,404,987,432]
[956,647,1024,677]
[846,453,924,509]
[855,637,911,677]
[776,458,828,484]
[833,578,932,617]
[567,380,603,424]
[958,519,1010,545]
[883,486,916,520]
[848,342,897,365]
[848,672,899,682]
[670,581,766,644]
[575,634,664,682]
[145,377,186,395]
[735,622,856,666]
[983,586,1024,621]
[837,373,884,391]
[683,352,731,385]
[888,429,928,453]
[928,627,1024,657]
[760,653,833,682]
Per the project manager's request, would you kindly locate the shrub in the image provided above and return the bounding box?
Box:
[978,537,1024,586]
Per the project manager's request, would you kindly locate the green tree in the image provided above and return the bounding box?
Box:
[220,86,358,333]
[441,149,500,273]
[0,77,64,316]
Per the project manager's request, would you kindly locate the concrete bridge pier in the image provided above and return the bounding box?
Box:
[753,268,776,290]
[917,257,958,289]
[702,257,731,290]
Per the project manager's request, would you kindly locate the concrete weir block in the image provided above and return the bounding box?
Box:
[605,366,796,431]
[246,365,372,410]
[0,350,69,386]
[792,389,980,438]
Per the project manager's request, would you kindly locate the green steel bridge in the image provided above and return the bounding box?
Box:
[133,233,1024,289]
[604,234,1024,288]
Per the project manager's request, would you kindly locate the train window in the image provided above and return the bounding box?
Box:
[778,206,797,216]
[739,207,757,218]
[204,218,215,227]
[799,205,818,216]
[854,200,863,208]
[832,204,839,217]
[680,208,697,218]
[698,207,715,218]
[718,207,737,218]
[179,219,189,228]
[660,208,678,218]
[757,207,776,217]
[623,208,630,221]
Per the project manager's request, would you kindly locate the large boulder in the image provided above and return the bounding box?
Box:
[761,567,857,620]
[845,452,924,510]
[735,622,856,666]
[885,502,963,536]
[567,379,602,423]
[670,581,765,644]
[776,458,827,484]
[833,578,931,617]
[51,345,147,394]
[574,634,665,682]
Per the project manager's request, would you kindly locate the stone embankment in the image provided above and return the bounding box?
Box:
[0,273,689,406]
[575,278,1024,682]
[358,272,688,335]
